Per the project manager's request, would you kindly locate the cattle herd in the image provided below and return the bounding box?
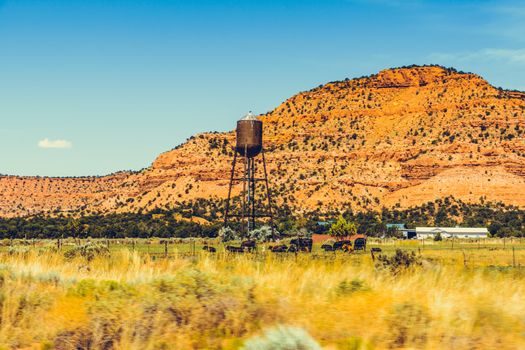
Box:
[202,237,368,254]
[215,238,313,253]
[321,238,367,252]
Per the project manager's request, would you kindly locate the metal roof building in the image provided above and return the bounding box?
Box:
[416,227,489,239]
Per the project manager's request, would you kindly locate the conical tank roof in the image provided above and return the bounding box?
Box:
[241,111,257,121]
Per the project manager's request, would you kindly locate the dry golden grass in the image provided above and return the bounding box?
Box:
[0,245,524,349]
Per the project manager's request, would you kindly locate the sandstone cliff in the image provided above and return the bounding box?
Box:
[1,65,524,217]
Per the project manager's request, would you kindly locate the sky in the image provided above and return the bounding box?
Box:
[1,0,524,177]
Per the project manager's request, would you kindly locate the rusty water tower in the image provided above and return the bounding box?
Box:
[224,112,274,235]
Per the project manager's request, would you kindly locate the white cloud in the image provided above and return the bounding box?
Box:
[482,49,525,63]
[38,138,72,149]
[428,48,525,65]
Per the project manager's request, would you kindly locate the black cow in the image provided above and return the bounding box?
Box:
[241,240,257,252]
[270,244,288,253]
[202,245,217,253]
[287,245,298,253]
[353,238,367,251]
[333,240,352,250]
[321,244,334,252]
[290,238,313,252]
[226,245,244,253]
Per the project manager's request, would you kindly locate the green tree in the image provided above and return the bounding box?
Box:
[65,218,80,238]
[328,215,357,240]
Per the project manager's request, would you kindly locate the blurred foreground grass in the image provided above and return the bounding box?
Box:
[0,240,524,349]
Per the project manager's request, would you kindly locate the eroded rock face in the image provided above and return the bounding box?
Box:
[1,65,524,217]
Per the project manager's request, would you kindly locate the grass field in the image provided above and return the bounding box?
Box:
[3,237,525,267]
[0,238,525,349]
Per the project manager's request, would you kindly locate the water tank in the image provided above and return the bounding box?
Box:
[235,112,262,158]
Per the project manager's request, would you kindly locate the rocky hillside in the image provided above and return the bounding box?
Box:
[1,65,524,218]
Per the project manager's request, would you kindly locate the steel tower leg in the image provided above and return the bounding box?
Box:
[224,151,237,227]
[250,156,256,232]
[242,146,248,236]
[224,146,274,239]
[262,149,275,236]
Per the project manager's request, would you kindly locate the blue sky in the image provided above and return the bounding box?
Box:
[1,0,524,176]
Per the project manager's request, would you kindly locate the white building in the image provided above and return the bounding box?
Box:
[416,227,489,239]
